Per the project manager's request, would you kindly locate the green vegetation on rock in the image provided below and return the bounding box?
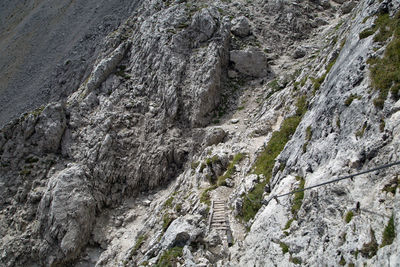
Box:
[381,215,395,248]
[217,153,244,186]
[280,242,289,254]
[240,96,308,222]
[291,176,305,217]
[155,247,183,267]
[345,211,354,223]
[366,12,400,109]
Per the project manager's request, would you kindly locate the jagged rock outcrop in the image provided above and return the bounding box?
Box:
[0,0,231,265]
[1,0,400,266]
[0,0,141,127]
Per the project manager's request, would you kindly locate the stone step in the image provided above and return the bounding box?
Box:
[212,220,226,224]
[213,227,229,230]
[213,208,225,212]
[212,216,226,222]
[211,221,227,225]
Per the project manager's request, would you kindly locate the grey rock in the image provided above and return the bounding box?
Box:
[341,1,357,14]
[203,128,226,147]
[33,103,67,153]
[320,0,331,9]
[0,0,141,127]
[37,164,96,266]
[293,47,307,59]
[231,16,252,37]
[230,48,271,78]
[160,215,205,250]
[332,0,346,4]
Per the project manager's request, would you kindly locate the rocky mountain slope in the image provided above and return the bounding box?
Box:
[0,0,140,126]
[0,0,399,266]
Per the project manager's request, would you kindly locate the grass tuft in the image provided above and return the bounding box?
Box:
[381,215,395,247]
[155,247,183,267]
[367,12,400,109]
[345,211,354,223]
[280,242,289,254]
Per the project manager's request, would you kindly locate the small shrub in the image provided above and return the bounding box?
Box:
[199,163,206,172]
[345,211,354,223]
[164,196,174,209]
[162,214,173,231]
[359,28,375,39]
[280,242,289,254]
[175,203,182,213]
[381,215,395,247]
[344,94,361,106]
[290,256,302,265]
[339,255,346,266]
[283,218,294,230]
[155,247,183,267]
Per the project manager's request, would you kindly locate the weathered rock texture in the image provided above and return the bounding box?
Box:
[0,0,400,266]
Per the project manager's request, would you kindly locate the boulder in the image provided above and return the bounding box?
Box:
[231,16,252,37]
[33,103,67,153]
[341,1,357,14]
[160,215,205,250]
[230,47,271,78]
[293,47,306,59]
[203,128,227,147]
[37,164,96,266]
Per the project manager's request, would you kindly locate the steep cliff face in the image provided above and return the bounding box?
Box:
[0,0,399,266]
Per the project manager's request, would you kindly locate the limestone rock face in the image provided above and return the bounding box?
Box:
[0,1,231,265]
[231,16,252,37]
[230,48,271,78]
[37,164,96,266]
[1,0,400,266]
